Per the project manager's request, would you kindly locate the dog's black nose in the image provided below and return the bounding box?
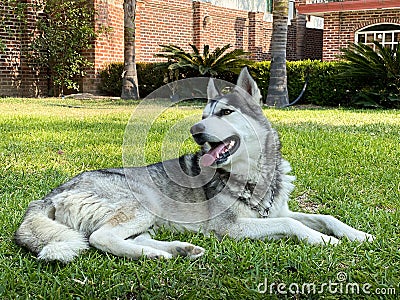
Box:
[190,123,205,135]
[192,133,208,145]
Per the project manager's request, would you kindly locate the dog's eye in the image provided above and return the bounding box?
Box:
[221,109,234,116]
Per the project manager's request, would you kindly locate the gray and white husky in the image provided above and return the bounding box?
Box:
[15,68,373,263]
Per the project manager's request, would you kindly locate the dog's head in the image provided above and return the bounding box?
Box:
[190,67,270,171]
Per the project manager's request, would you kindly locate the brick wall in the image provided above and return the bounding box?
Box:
[323,9,400,61]
[305,28,323,60]
[83,0,280,93]
[287,16,323,61]
[287,19,297,61]
[0,0,322,97]
[249,12,273,61]
[137,0,193,62]
[82,0,125,94]
[0,1,47,97]
[193,2,250,54]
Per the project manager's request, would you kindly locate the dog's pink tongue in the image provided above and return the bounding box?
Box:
[200,143,226,167]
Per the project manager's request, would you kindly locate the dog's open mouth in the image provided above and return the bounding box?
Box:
[200,135,240,167]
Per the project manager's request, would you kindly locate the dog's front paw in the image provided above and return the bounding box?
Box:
[304,234,340,246]
[364,233,375,242]
[174,243,205,259]
[347,231,375,243]
[145,250,173,260]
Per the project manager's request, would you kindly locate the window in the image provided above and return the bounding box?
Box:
[356,24,400,50]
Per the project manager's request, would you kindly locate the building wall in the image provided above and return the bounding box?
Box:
[323,9,400,61]
[73,0,290,94]
[305,28,323,60]
[0,0,322,96]
[248,12,273,61]
[193,1,250,54]
[0,1,47,97]
[136,0,194,62]
[82,0,125,94]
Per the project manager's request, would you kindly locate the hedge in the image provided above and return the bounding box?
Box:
[99,60,357,107]
[99,62,166,98]
[250,60,356,107]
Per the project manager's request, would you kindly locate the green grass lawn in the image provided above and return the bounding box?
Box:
[0,98,399,299]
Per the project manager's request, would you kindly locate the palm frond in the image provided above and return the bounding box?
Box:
[155,43,254,77]
[189,44,200,56]
[338,41,400,108]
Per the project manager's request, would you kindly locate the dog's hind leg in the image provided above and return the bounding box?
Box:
[88,207,176,259]
[131,232,205,259]
[89,224,174,259]
[89,228,205,259]
[89,206,205,259]
[287,211,374,242]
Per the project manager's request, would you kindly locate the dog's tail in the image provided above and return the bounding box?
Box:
[14,199,89,263]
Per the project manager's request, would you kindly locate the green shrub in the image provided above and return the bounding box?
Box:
[99,60,359,106]
[251,60,355,106]
[99,62,166,98]
[29,0,97,96]
[304,60,355,106]
[99,62,124,96]
[137,63,167,97]
[338,42,400,108]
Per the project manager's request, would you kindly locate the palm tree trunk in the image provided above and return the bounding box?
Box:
[266,0,289,107]
[121,0,139,99]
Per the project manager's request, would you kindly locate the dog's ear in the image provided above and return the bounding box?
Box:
[207,78,220,101]
[236,67,262,103]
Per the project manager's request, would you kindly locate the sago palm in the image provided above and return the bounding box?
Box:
[156,44,253,77]
[338,41,400,108]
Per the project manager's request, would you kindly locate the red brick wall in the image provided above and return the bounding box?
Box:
[193,1,250,53]
[249,12,272,61]
[83,0,194,92]
[287,20,297,61]
[0,1,47,97]
[0,0,322,96]
[83,0,280,93]
[136,0,194,62]
[287,16,323,61]
[305,28,323,60]
[82,0,125,94]
[323,9,400,61]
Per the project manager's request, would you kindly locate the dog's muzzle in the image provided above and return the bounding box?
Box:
[190,123,205,135]
[190,123,207,145]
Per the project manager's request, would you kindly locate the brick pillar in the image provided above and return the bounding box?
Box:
[192,1,211,50]
[192,1,201,49]
[248,12,271,61]
[295,14,307,60]
[287,20,297,61]
[323,12,341,61]
[81,0,124,94]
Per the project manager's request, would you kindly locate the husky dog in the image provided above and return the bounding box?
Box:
[15,68,373,263]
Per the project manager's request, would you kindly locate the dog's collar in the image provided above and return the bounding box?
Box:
[215,169,274,218]
[237,182,272,218]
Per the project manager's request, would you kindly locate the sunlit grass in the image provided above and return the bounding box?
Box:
[0,98,399,299]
